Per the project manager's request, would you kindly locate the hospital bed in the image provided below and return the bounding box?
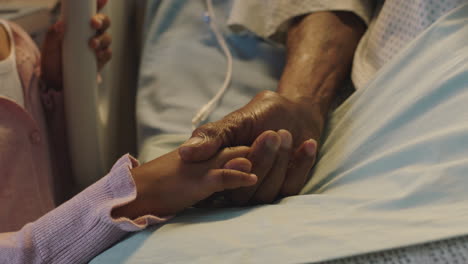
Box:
[47,0,468,262]
[61,0,143,190]
[0,0,141,190]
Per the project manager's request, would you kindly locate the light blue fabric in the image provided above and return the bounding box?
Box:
[136,0,284,162]
[93,3,468,264]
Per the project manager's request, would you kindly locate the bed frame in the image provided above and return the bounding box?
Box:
[62,0,143,189]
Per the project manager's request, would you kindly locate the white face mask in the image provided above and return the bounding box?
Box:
[0,20,24,108]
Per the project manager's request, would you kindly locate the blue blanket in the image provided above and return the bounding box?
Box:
[93,2,468,263]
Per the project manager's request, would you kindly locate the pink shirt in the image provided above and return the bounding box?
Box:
[0,21,166,263]
[0,20,57,232]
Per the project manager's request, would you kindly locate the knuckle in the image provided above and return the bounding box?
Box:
[223,112,255,144]
[192,122,218,138]
[256,90,277,100]
[193,120,235,147]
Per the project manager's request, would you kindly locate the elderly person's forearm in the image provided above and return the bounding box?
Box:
[278,11,366,116]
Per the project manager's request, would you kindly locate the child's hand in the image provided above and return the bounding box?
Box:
[112,131,282,219]
[40,0,112,90]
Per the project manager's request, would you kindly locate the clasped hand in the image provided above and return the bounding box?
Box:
[179,90,324,205]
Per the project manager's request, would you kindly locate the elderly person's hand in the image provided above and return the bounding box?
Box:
[40,0,112,90]
[179,11,366,205]
[181,91,321,205]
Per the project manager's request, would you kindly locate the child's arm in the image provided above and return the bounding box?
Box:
[0,130,282,264]
[112,130,282,218]
[112,148,255,218]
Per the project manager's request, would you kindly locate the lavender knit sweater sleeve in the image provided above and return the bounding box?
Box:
[0,155,168,264]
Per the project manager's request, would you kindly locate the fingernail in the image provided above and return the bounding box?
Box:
[304,139,317,157]
[279,130,292,149]
[181,137,204,147]
[249,174,258,182]
[266,133,281,151]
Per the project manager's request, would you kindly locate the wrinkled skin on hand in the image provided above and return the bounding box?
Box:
[179,11,365,206]
[180,90,323,205]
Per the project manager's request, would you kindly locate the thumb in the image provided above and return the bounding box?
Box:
[178,135,218,162]
[179,121,238,162]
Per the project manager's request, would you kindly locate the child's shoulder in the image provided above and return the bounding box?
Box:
[2,20,40,61]
[1,20,41,84]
